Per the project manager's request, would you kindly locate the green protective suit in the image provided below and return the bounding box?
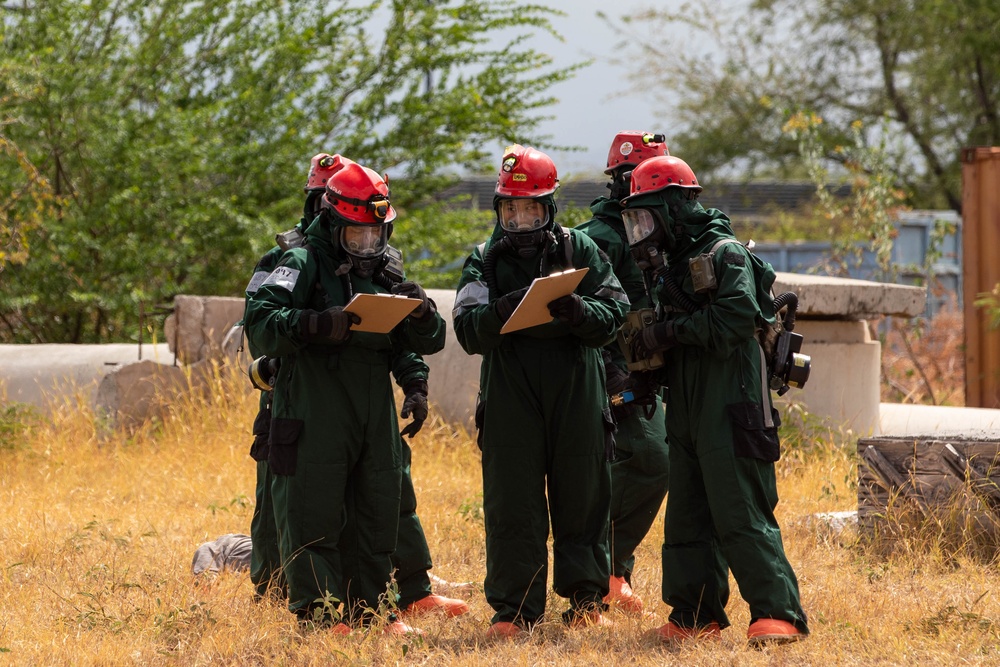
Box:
[243,238,436,609]
[244,215,446,625]
[453,223,629,626]
[636,197,808,633]
[575,197,670,582]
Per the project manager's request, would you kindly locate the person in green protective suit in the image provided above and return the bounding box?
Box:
[240,154,333,601]
[453,145,629,639]
[574,131,672,614]
[244,155,446,634]
[241,155,468,621]
[620,155,809,646]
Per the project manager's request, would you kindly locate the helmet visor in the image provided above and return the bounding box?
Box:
[498,198,549,232]
[341,224,388,258]
[621,208,661,245]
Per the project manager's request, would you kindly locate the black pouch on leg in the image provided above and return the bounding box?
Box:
[249,403,272,462]
[726,402,781,462]
[268,418,304,476]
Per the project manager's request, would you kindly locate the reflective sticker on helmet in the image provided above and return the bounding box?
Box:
[245,270,270,295]
[261,266,300,292]
[620,142,634,156]
[512,173,527,181]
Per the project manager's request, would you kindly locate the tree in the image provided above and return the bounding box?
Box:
[0,62,56,275]
[614,0,1000,213]
[0,0,573,343]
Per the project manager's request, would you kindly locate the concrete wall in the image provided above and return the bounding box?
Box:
[4,274,975,438]
[0,343,174,411]
[425,290,480,429]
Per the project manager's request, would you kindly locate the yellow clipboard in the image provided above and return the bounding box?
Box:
[343,293,421,334]
[499,268,590,334]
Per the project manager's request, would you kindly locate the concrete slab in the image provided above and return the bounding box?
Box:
[878,402,1000,438]
[0,343,174,410]
[774,272,926,319]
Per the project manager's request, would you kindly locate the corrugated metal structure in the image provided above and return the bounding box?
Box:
[961,148,1000,409]
[752,211,962,317]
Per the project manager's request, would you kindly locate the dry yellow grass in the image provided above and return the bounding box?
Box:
[3,368,1000,666]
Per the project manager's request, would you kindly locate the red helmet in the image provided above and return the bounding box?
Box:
[495,144,558,198]
[322,155,397,224]
[305,153,337,191]
[605,131,669,174]
[623,155,702,202]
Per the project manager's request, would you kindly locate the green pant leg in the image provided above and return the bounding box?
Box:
[392,440,433,608]
[660,421,732,628]
[547,347,612,610]
[609,399,669,580]
[274,452,350,620]
[481,430,549,625]
[481,354,551,626]
[275,358,401,624]
[250,459,285,598]
[701,447,809,632]
[336,376,403,622]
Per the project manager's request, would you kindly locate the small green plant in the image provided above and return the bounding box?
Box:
[908,596,996,637]
[782,112,907,280]
[974,283,1000,331]
[457,493,485,524]
[0,402,42,450]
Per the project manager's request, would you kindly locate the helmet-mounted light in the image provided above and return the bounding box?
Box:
[328,192,392,221]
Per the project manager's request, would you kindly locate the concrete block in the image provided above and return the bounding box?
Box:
[164,295,244,364]
[425,289,480,429]
[94,359,192,430]
[774,272,926,319]
[790,320,881,435]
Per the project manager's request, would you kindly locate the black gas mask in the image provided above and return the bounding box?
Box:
[607,169,631,201]
[340,222,391,279]
[622,205,675,271]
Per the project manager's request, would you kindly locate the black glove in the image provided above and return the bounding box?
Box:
[631,321,676,360]
[602,351,629,396]
[547,293,587,327]
[626,370,661,407]
[392,281,436,320]
[400,379,429,439]
[299,307,361,344]
[494,287,529,323]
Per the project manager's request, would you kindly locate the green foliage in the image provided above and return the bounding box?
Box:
[393,201,494,289]
[974,284,1000,331]
[553,204,593,229]
[0,0,575,342]
[617,0,1000,213]
[0,402,41,450]
[782,113,906,279]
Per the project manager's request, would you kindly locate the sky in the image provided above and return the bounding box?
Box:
[505,0,746,180]
[527,1,665,179]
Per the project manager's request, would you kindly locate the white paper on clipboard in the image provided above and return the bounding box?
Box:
[343,293,421,334]
[499,267,589,334]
